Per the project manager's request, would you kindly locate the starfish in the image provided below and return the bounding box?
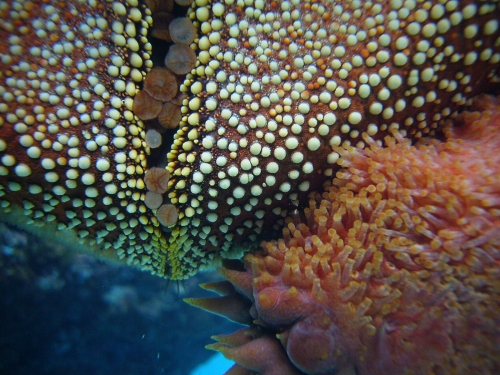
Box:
[163,0,500,278]
[0,0,499,280]
[0,0,171,274]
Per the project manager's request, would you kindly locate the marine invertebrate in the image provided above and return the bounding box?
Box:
[0,0,171,273]
[1,0,500,280]
[156,203,178,227]
[157,99,184,130]
[191,96,500,375]
[169,17,197,45]
[144,167,170,194]
[133,90,164,120]
[164,0,500,278]
[164,43,197,74]
[143,67,178,102]
[144,190,163,210]
[145,129,162,148]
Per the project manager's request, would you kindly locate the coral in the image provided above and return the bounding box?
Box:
[192,96,500,375]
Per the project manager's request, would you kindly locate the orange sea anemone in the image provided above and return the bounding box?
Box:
[190,96,500,375]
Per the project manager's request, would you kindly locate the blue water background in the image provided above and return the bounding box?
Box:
[0,223,238,375]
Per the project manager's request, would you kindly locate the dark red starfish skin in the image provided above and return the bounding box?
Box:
[165,0,500,278]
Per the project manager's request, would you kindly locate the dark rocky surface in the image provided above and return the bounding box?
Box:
[0,223,239,375]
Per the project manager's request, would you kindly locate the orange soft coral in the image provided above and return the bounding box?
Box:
[191,96,500,375]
